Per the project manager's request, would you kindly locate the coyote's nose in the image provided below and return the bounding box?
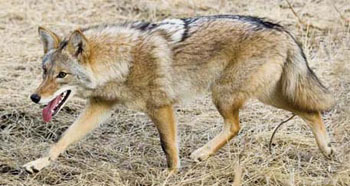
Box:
[30,94,41,103]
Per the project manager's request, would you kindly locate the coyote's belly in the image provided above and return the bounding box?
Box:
[171,57,229,102]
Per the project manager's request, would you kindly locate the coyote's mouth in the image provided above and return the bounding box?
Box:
[42,90,71,122]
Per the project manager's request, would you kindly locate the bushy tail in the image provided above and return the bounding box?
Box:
[281,43,335,112]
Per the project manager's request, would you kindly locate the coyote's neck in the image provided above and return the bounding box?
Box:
[84,29,141,87]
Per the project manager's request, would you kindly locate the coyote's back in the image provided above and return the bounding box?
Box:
[133,15,335,112]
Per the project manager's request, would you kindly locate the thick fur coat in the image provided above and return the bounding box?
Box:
[24,15,335,173]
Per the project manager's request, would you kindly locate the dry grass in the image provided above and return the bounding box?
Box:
[0,0,349,185]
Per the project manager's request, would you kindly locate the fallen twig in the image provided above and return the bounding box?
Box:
[269,114,296,153]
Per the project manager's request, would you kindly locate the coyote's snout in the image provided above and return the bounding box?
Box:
[24,15,335,174]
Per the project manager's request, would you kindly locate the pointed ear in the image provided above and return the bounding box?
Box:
[68,29,90,58]
[38,26,60,53]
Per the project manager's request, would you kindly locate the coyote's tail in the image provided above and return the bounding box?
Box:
[281,40,335,112]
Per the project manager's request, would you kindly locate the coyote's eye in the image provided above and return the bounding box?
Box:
[57,72,67,78]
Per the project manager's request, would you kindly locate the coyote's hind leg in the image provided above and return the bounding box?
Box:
[190,95,244,162]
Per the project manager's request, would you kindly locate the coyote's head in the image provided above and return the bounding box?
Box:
[31,27,96,122]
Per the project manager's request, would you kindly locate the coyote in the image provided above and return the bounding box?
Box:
[24,15,335,173]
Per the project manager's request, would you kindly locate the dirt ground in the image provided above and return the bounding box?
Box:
[0,0,349,185]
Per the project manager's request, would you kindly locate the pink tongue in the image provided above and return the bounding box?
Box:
[42,95,62,123]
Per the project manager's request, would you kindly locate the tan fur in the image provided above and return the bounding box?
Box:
[148,105,179,171]
[191,103,241,161]
[297,111,333,157]
[36,77,59,97]
[24,98,116,173]
[25,16,335,173]
[48,98,116,160]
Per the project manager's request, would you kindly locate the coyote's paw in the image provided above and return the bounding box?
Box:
[23,157,50,174]
[190,147,211,162]
[162,167,179,176]
[322,145,336,160]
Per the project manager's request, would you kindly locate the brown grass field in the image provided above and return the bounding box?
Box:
[0,0,349,185]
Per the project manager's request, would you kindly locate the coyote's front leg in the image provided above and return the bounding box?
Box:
[148,105,180,173]
[23,98,115,173]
